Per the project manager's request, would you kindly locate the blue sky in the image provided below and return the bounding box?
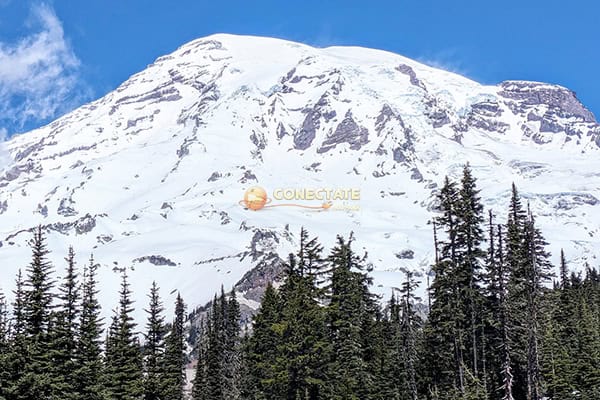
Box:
[0,0,598,136]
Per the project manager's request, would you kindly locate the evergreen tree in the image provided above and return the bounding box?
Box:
[399,270,422,400]
[297,227,329,300]
[205,291,226,399]
[15,226,56,400]
[523,211,553,400]
[572,274,600,398]
[74,255,105,400]
[105,269,143,400]
[455,164,486,385]
[244,283,283,399]
[1,270,28,399]
[275,251,330,400]
[143,281,167,400]
[504,184,531,399]
[505,186,554,400]
[326,233,376,399]
[162,293,186,400]
[47,246,80,399]
[191,319,209,400]
[223,287,242,400]
[422,176,465,396]
[0,287,9,398]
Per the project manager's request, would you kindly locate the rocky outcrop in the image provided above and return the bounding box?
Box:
[294,94,336,150]
[134,255,178,266]
[317,110,369,153]
[396,64,426,90]
[499,81,596,122]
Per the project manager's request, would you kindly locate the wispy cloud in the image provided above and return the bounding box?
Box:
[416,48,471,78]
[0,3,91,135]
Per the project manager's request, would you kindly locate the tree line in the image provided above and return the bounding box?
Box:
[1,164,599,399]
[190,165,599,400]
[0,229,187,400]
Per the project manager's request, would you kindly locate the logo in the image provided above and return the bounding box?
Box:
[239,186,360,211]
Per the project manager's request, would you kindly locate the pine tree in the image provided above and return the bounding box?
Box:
[223,288,242,400]
[105,269,143,400]
[47,246,80,399]
[1,270,28,399]
[399,270,422,400]
[455,164,486,385]
[15,226,56,400]
[496,225,515,400]
[423,176,465,395]
[504,186,554,400]
[162,293,186,400]
[274,251,330,400]
[504,184,530,399]
[243,283,283,399]
[143,281,167,400]
[523,211,552,400]
[191,318,209,400]
[74,255,105,400]
[327,233,375,399]
[0,287,9,398]
[572,275,600,397]
[297,227,329,300]
[205,291,226,399]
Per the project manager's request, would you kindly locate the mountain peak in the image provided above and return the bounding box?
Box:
[0,34,599,320]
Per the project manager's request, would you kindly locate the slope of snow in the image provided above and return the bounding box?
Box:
[0,33,599,321]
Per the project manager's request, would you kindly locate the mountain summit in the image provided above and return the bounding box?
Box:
[1,34,599,316]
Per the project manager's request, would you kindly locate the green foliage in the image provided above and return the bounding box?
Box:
[142,281,167,400]
[74,255,105,400]
[104,270,143,400]
[1,172,600,399]
[162,293,186,400]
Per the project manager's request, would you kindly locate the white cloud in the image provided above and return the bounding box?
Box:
[417,48,471,78]
[0,3,90,134]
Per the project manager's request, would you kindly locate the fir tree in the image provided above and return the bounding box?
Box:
[223,288,242,400]
[0,287,9,398]
[47,246,80,399]
[399,270,422,400]
[297,227,329,299]
[16,226,56,400]
[74,255,105,400]
[275,252,330,399]
[205,291,226,399]
[143,281,167,400]
[162,293,186,400]
[455,164,486,384]
[191,319,209,400]
[244,283,283,399]
[105,269,143,400]
[327,233,375,399]
[423,176,465,395]
[1,270,28,399]
[504,184,531,399]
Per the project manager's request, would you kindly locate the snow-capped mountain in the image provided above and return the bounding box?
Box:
[0,34,599,319]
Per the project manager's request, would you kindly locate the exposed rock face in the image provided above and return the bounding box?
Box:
[396,249,415,259]
[499,81,596,122]
[396,64,427,90]
[318,110,369,153]
[134,255,178,266]
[294,95,336,150]
[424,97,451,128]
[467,101,510,133]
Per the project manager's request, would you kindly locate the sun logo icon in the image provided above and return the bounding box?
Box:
[239,186,271,211]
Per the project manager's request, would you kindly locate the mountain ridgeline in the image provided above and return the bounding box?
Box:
[1,166,599,399]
